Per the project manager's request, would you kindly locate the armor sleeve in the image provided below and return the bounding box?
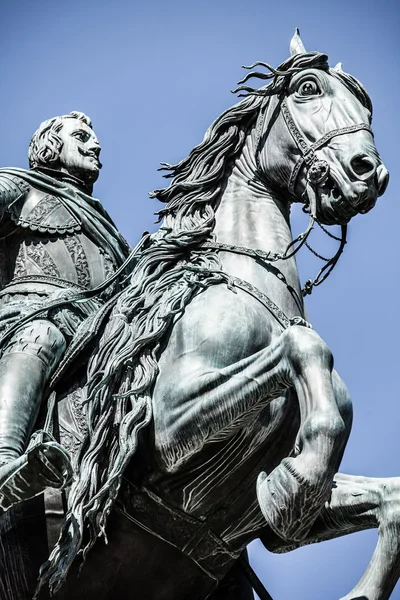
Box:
[0,173,29,224]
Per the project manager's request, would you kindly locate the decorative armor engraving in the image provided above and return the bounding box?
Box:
[69,389,87,436]
[13,245,28,278]
[102,250,116,280]
[100,248,118,296]
[25,195,59,223]
[64,236,90,289]
[23,242,60,279]
[59,424,82,458]
[0,175,29,209]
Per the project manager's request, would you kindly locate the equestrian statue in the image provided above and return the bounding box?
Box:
[0,30,399,600]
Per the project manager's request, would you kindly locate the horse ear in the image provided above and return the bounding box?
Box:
[334,62,344,72]
[290,28,307,56]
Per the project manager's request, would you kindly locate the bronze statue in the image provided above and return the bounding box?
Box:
[0,111,129,511]
[1,31,399,600]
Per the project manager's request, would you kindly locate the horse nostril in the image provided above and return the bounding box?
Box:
[350,155,376,179]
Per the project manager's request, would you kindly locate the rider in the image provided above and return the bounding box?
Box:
[0,111,130,511]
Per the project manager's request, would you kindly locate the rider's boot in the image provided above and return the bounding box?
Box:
[0,321,73,512]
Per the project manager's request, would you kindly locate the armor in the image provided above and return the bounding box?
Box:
[0,165,130,510]
[0,168,128,290]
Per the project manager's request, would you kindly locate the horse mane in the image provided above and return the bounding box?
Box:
[152,90,265,228]
[36,51,372,594]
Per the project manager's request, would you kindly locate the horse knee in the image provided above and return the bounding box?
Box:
[285,326,334,372]
[301,411,347,448]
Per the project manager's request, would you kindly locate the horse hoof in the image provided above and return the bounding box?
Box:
[257,460,329,542]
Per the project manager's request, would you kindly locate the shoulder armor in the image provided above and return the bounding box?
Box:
[0,173,29,218]
[8,186,81,234]
[0,173,30,195]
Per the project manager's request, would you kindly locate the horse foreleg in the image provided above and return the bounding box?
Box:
[256,326,351,542]
[262,472,400,600]
[155,325,350,543]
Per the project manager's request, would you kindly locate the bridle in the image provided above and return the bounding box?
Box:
[278,97,373,199]
[236,76,374,295]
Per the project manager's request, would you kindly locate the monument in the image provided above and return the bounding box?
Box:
[0,30,398,600]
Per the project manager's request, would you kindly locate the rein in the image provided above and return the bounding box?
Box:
[201,218,347,298]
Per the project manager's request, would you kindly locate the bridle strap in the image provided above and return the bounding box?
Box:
[310,122,374,151]
[279,98,373,196]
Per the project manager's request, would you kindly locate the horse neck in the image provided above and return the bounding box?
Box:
[213,132,304,319]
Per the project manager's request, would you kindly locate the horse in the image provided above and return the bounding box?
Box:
[0,31,399,600]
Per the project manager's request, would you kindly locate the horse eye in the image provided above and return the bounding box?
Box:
[298,80,321,96]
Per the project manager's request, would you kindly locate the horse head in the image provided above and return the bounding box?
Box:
[247,30,389,225]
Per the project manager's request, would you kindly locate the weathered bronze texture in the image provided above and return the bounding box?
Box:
[0,31,398,600]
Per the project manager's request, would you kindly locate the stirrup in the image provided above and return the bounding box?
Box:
[0,430,73,513]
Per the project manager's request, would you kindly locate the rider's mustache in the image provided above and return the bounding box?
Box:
[78,147,103,169]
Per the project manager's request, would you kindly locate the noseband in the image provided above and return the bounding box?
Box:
[255,91,373,210]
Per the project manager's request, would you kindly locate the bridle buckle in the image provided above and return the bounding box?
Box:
[307,160,330,185]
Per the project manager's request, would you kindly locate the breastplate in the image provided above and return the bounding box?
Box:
[4,188,117,292]
[11,234,117,291]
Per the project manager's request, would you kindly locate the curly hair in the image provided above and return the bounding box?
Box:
[28,111,93,168]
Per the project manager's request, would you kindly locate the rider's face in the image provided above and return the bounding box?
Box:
[57,119,102,187]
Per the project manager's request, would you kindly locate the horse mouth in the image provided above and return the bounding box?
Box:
[318,177,358,224]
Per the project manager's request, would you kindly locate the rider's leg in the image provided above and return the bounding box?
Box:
[0,320,65,462]
[0,319,72,510]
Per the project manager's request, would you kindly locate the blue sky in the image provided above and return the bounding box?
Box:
[1,1,399,598]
